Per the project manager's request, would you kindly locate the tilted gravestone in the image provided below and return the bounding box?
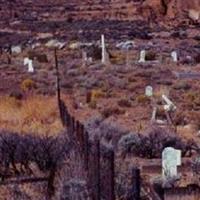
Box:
[162,147,181,179]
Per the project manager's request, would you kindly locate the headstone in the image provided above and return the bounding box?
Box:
[31,42,41,49]
[116,40,135,50]
[162,147,181,179]
[145,86,153,97]
[138,50,146,63]
[45,39,66,49]
[11,45,22,54]
[82,51,87,62]
[82,50,87,66]
[24,57,34,73]
[189,9,200,21]
[101,34,109,64]
[171,51,178,62]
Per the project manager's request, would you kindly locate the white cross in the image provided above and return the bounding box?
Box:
[24,57,34,73]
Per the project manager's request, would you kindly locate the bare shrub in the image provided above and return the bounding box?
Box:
[145,51,156,61]
[192,157,200,175]
[118,127,194,159]
[118,133,142,158]
[0,130,70,178]
[194,54,200,63]
[117,99,132,108]
[85,116,128,148]
[100,106,125,118]
[56,150,90,200]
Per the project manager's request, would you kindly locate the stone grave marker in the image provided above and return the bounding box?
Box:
[24,57,34,73]
[11,45,22,54]
[101,34,109,64]
[171,51,178,62]
[82,50,87,66]
[138,50,146,63]
[145,85,153,97]
[162,147,181,179]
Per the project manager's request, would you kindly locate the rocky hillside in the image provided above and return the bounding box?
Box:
[0,0,199,24]
[144,0,200,20]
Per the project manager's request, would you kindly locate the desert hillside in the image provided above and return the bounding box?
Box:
[0,1,200,200]
[0,0,199,23]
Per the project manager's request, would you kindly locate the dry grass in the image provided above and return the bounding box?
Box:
[0,95,64,135]
[154,85,170,98]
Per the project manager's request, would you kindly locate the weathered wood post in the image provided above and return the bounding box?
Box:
[76,120,81,142]
[68,114,73,138]
[84,131,89,170]
[47,164,56,199]
[71,116,75,134]
[107,150,115,200]
[79,123,85,150]
[54,47,65,127]
[7,45,11,64]
[94,139,101,200]
[54,48,60,100]
[131,168,141,200]
[89,138,101,200]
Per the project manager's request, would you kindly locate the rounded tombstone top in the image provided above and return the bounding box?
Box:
[145,85,153,97]
[162,147,181,167]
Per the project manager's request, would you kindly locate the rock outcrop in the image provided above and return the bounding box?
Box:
[0,0,199,24]
[143,0,200,20]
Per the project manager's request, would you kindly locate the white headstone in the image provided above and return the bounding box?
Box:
[101,34,109,64]
[139,50,146,63]
[45,39,66,49]
[24,57,34,73]
[82,50,87,62]
[189,9,200,21]
[82,50,88,66]
[101,34,106,64]
[162,147,181,179]
[145,86,153,97]
[11,45,22,54]
[171,51,178,62]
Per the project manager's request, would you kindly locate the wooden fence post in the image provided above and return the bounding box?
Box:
[84,131,89,170]
[71,116,75,134]
[76,120,80,142]
[89,139,101,200]
[79,124,85,150]
[131,168,141,200]
[107,150,115,200]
